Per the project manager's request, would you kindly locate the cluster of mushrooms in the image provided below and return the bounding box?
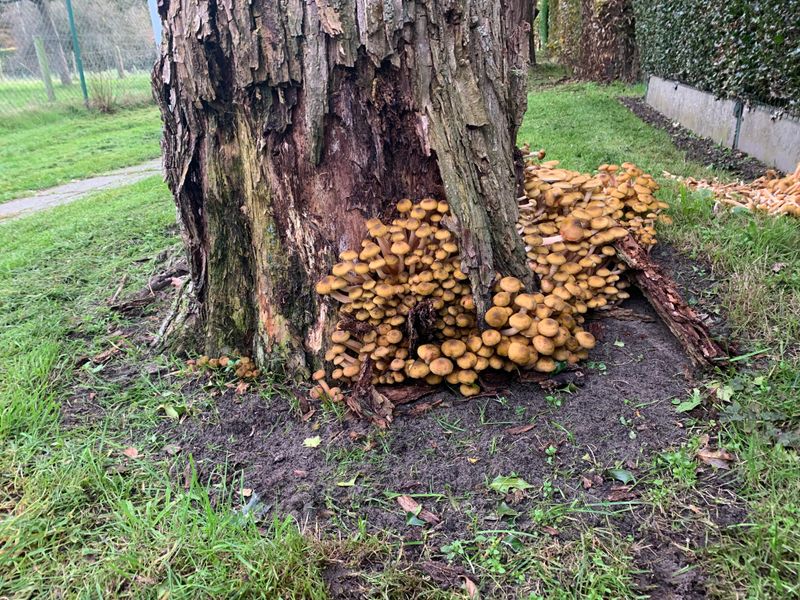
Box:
[519,157,669,311]
[313,155,670,399]
[188,355,261,379]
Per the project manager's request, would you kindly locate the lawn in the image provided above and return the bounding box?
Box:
[1,76,798,598]
[0,71,153,116]
[0,82,161,204]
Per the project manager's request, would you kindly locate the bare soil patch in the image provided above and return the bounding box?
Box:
[62,246,745,598]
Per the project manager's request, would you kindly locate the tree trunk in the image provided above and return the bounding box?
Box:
[154,0,533,372]
[32,0,72,87]
[528,0,538,66]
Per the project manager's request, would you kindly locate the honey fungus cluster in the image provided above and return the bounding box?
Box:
[314,155,670,399]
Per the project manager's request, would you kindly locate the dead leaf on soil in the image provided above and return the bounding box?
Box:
[122,446,139,459]
[697,447,735,469]
[462,576,479,599]
[408,399,442,416]
[607,486,638,501]
[348,431,366,442]
[582,476,594,489]
[241,488,253,497]
[396,495,440,525]
[293,469,309,478]
[541,526,559,536]
[163,443,181,456]
[235,381,249,395]
[505,423,535,435]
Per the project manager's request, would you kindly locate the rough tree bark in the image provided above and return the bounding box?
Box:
[154,0,533,372]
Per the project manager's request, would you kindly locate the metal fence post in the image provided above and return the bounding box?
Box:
[32,36,56,102]
[64,0,89,107]
[147,0,162,50]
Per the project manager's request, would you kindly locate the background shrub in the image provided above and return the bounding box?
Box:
[634,0,800,113]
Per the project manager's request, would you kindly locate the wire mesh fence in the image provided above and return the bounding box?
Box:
[0,0,158,117]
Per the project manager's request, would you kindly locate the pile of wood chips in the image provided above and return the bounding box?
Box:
[667,163,800,217]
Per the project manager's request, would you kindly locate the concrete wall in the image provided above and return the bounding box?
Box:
[645,76,800,173]
[738,105,800,174]
[645,77,738,147]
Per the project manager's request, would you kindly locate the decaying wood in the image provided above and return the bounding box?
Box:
[665,163,800,217]
[154,0,533,369]
[110,260,189,315]
[615,235,727,368]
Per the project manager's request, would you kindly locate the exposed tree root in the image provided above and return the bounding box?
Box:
[615,235,728,369]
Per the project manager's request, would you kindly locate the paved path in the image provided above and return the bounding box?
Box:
[0,159,163,222]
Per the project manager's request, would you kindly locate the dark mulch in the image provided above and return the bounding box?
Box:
[619,96,771,181]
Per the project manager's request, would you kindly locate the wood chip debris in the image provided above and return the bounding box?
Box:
[665,163,800,217]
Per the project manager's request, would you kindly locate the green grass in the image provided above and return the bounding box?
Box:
[519,73,800,597]
[0,72,153,117]
[519,81,725,180]
[0,99,161,204]
[0,179,334,598]
[662,188,800,351]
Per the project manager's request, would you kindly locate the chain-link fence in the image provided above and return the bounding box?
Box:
[0,0,158,117]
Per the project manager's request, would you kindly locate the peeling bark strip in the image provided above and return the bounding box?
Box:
[154,0,532,369]
[615,236,727,368]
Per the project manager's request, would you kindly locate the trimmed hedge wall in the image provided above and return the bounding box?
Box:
[635,0,800,114]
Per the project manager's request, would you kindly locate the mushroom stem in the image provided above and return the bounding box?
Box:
[541,235,564,246]
[329,291,353,304]
[377,236,392,258]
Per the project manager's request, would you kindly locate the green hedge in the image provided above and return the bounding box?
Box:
[635,0,800,114]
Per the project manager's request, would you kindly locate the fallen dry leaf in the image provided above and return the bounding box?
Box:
[607,486,638,501]
[241,488,253,497]
[293,469,309,478]
[235,381,249,395]
[462,576,479,599]
[541,526,559,536]
[408,399,442,416]
[396,495,440,525]
[348,431,366,442]
[163,443,181,456]
[582,476,594,489]
[122,446,139,459]
[697,447,735,469]
[467,457,479,464]
[696,435,735,469]
[92,346,121,364]
[505,423,535,435]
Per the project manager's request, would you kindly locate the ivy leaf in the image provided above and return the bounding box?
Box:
[609,468,635,484]
[489,474,533,494]
[674,388,702,413]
